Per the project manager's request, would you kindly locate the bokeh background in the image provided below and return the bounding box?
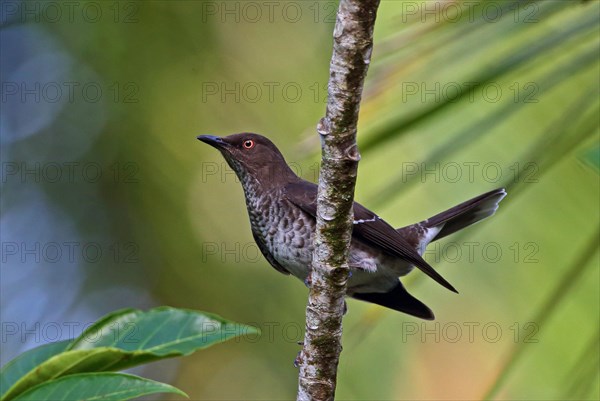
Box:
[1,0,599,400]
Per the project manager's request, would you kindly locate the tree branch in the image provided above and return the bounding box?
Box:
[297,1,381,400]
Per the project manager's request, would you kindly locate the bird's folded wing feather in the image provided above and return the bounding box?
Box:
[284,181,457,293]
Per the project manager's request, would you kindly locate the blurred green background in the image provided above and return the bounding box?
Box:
[1,0,598,400]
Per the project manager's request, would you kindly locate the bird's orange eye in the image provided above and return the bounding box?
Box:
[243,140,255,149]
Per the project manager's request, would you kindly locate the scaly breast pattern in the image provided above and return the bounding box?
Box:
[246,188,315,281]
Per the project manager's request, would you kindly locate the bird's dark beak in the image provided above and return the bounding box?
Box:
[197,135,229,149]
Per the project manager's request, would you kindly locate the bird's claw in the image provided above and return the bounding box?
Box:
[294,350,303,368]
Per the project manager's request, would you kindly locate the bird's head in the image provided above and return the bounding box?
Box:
[197,133,298,187]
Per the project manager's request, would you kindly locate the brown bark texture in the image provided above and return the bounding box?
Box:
[296,1,381,400]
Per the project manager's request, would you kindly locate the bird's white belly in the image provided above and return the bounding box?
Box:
[274,249,311,281]
[273,238,416,294]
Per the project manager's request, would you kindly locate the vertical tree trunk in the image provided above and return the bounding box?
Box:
[296,1,381,400]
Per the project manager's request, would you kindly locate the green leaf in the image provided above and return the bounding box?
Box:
[482,230,600,399]
[12,372,186,401]
[1,341,71,399]
[68,306,258,356]
[580,144,600,172]
[362,1,598,154]
[1,308,258,401]
[2,348,127,401]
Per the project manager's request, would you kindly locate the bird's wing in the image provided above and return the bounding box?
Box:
[251,231,290,275]
[283,181,457,293]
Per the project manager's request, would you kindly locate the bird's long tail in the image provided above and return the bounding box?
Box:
[397,188,507,251]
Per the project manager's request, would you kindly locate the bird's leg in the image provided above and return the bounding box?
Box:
[304,272,312,288]
[342,269,351,315]
[294,349,303,368]
[295,328,305,367]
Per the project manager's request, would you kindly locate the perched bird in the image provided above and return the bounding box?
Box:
[198,133,506,320]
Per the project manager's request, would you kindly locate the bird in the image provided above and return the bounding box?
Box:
[197,133,507,320]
